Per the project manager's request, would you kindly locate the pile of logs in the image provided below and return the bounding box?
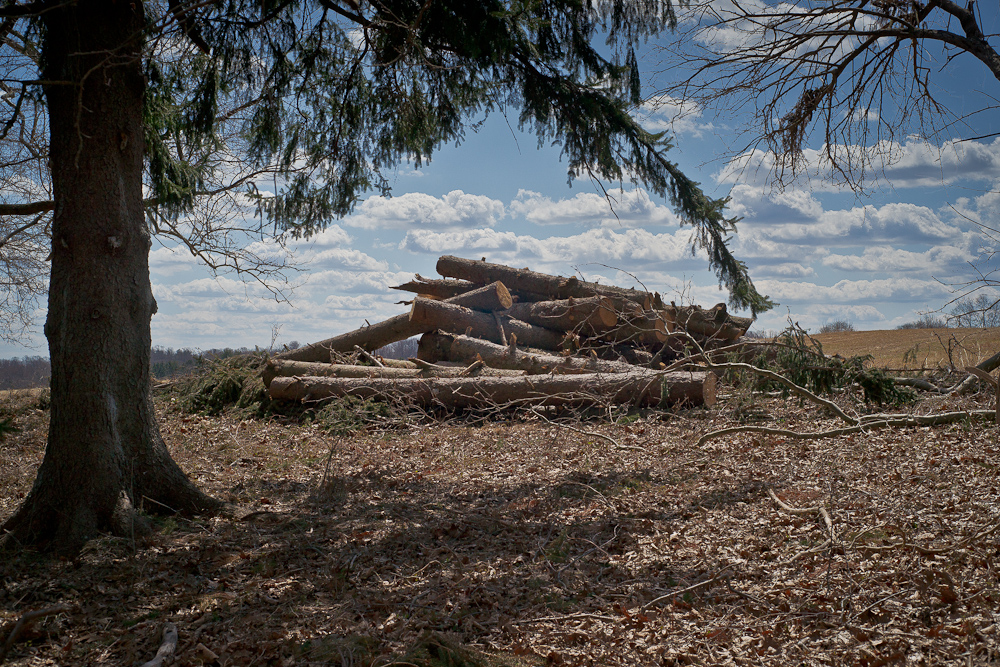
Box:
[265,256,755,411]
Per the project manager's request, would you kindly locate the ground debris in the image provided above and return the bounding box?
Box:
[1,387,999,666]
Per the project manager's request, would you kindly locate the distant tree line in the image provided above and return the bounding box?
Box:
[1,346,263,390]
[0,356,50,390]
[376,338,419,360]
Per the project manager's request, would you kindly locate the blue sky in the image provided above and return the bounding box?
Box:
[4,9,1000,358]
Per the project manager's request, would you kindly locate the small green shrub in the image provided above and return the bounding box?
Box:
[312,395,395,435]
[747,322,916,408]
[0,415,19,441]
[174,352,270,416]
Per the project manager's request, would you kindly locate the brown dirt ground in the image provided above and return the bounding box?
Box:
[1,368,1000,666]
[812,327,1000,371]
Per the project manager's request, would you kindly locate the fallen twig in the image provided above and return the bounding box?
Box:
[513,612,619,625]
[642,567,734,611]
[768,488,833,538]
[139,622,178,667]
[354,345,385,368]
[0,604,73,665]
[698,410,997,446]
[528,408,645,451]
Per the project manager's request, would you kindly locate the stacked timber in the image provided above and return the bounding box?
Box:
[266,256,755,410]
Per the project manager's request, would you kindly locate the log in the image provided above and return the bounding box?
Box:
[275,282,514,362]
[437,255,658,309]
[417,332,636,374]
[600,310,669,346]
[263,358,524,386]
[505,296,618,335]
[268,370,716,408]
[667,303,752,341]
[409,297,569,350]
[390,275,478,300]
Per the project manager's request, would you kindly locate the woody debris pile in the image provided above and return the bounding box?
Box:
[264,256,754,410]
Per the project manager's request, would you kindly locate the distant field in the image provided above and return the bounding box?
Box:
[812,326,1000,370]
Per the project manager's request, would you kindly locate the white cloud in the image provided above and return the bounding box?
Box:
[303,269,413,295]
[806,304,887,324]
[303,247,389,271]
[729,185,961,245]
[344,190,505,230]
[401,227,699,271]
[149,246,200,276]
[637,95,715,138]
[821,244,973,274]
[509,188,679,228]
[757,277,950,304]
[298,224,353,247]
[753,262,816,278]
[717,139,1000,191]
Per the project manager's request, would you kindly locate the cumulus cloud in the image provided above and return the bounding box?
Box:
[344,190,505,230]
[509,188,679,228]
[298,224,353,247]
[729,185,961,246]
[401,227,698,271]
[821,244,974,274]
[636,95,715,138]
[149,246,200,277]
[303,269,413,295]
[756,277,950,304]
[752,262,816,278]
[717,138,1000,191]
[303,247,389,271]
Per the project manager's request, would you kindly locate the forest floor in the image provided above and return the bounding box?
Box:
[1,368,1000,666]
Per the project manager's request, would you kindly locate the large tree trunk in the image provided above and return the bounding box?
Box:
[436,255,659,308]
[409,297,569,350]
[1,1,221,555]
[390,275,478,299]
[268,370,716,408]
[417,332,636,374]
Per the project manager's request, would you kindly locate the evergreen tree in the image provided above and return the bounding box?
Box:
[0,0,771,554]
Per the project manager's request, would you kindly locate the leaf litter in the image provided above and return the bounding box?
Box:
[0,384,998,666]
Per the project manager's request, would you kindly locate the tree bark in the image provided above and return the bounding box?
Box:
[505,296,618,335]
[409,297,569,350]
[417,332,636,374]
[1,0,221,555]
[276,282,513,362]
[268,370,716,408]
[437,255,658,309]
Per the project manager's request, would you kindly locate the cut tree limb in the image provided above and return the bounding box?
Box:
[138,623,178,667]
[263,358,524,386]
[268,370,716,408]
[390,275,478,300]
[0,604,73,665]
[417,332,636,374]
[948,348,1000,394]
[275,282,513,362]
[437,255,657,309]
[697,410,997,445]
[409,297,568,350]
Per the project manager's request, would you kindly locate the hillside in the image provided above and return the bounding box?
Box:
[811,326,1000,370]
